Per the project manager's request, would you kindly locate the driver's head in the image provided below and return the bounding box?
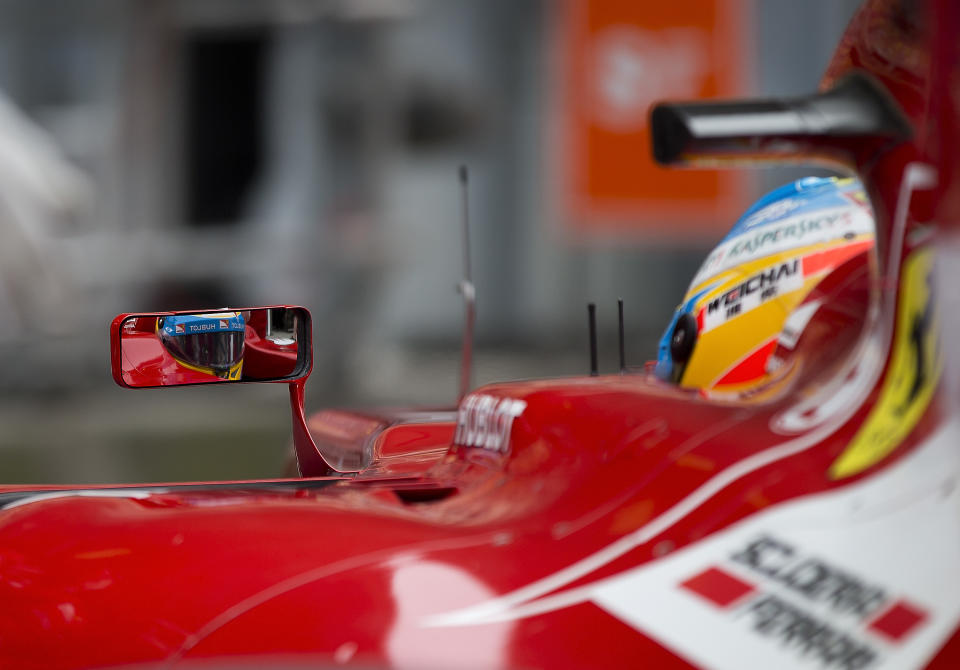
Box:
[654,177,875,396]
[158,312,246,380]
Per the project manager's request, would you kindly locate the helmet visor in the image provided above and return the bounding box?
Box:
[164,331,245,375]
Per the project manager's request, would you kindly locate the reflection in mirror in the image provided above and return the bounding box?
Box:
[118,307,309,387]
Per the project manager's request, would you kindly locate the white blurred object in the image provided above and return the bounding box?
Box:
[0,90,93,340]
[590,26,708,132]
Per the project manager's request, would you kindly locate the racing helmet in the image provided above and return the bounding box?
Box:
[157,312,246,380]
[654,177,875,396]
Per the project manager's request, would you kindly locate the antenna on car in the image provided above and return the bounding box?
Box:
[457,164,475,402]
[618,298,626,373]
[588,303,598,376]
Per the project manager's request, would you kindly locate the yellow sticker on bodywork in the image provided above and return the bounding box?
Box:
[830,247,941,479]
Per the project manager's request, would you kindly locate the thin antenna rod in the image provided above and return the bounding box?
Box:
[457,165,475,402]
[460,165,472,284]
[618,298,626,373]
[588,303,598,376]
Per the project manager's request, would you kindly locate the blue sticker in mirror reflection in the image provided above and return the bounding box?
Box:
[160,313,245,337]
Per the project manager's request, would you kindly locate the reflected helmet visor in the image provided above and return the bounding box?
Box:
[158,313,245,378]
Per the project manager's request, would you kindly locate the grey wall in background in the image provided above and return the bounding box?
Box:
[0,0,865,394]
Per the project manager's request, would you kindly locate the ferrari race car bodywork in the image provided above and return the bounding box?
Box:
[2,0,960,668]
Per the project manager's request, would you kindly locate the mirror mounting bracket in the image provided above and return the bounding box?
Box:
[289,379,339,477]
[111,305,341,478]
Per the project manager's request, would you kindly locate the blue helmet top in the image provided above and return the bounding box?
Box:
[160,312,245,338]
[157,312,247,379]
[723,176,864,242]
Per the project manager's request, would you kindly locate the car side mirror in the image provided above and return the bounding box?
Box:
[111,306,312,388]
[110,305,337,478]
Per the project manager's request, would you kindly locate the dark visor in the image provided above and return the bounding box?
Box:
[163,331,244,374]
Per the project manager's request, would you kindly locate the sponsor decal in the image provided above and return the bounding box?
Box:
[219,319,229,329]
[680,567,755,607]
[728,214,846,259]
[690,207,871,288]
[730,536,888,619]
[701,259,802,332]
[175,324,185,334]
[830,247,940,478]
[187,323,218,333]
[679,535,930,670]
[742,198,802,228]
[453,394,526,453]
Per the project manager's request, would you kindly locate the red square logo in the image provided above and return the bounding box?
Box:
[680,567,756,608]
[868,600,928,643]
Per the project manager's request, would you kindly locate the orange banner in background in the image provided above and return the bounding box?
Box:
[562,0,750,237]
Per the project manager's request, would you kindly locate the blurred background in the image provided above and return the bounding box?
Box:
[0,0,861,483]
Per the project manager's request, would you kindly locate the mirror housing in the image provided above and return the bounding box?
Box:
[111,305,340,478]
[111,306,312,388]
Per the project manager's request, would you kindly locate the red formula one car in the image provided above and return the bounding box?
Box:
[2,0,959,668]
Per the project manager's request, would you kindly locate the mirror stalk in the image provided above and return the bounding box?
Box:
[288,380,336,477]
